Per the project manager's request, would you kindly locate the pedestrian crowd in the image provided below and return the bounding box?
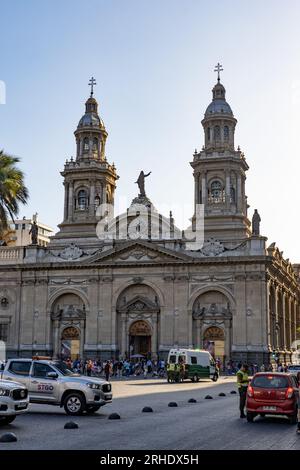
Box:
[61,356,166,380]
[226,360,291,375]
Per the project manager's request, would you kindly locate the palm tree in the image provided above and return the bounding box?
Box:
[0,150,29,237]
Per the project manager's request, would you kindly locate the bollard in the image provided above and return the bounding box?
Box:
[168,402,178,407]
[219,392,226,397]
[108,413,121,420]
[188,398,197,403]
[0,433,17,443]
[64,421,79,429]
[205,395,213,399]
[142,406,153,413]
[230,390,237,394]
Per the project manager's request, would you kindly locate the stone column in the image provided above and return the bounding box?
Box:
[201,173,207,206]
[53,320,60,359]
[293,300,297,343]
[88,136,93,158]
[287,296,292,350]
[194,173,198,207]
[121,314,127,358]
[224,320,231,360]
[63,182,69,220]
[102,183,106,204]
[196,319,201,348]
[151,314,158,358]
[274,286,279,349]
[266,280,271,349]
[237,174,242,213]
[225,170,231,209]
[173,309,179,346]
[187,309,193,348]
[68,182,74,221]
[89,182,95,217]
[282,291,287,351]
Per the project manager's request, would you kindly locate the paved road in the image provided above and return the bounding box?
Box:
[1,376,300,450]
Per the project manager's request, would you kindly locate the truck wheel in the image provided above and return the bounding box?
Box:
[64,393,86,415]
[0,416,16,425]
[86,405,101,414]
[192,374,199,383]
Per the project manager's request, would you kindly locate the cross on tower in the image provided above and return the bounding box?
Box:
[214,63,223,82]
[88,76,97,97]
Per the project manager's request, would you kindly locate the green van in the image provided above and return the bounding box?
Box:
[167,348,219,383]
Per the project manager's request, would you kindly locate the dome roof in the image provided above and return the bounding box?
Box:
[77,95,105,129]
[205,99,233,117]
[204,81,234,118]
[77,113,104,128]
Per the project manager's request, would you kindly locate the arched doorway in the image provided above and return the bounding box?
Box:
[129,320,152,357]
[203,326,225,363]
[192,290,233,369]
[50,293,86,359]
[61,326,80,360]
[116,283,160,359]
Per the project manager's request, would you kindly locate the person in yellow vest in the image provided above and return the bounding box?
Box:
[236,364,249,418]
[167,362,175,382]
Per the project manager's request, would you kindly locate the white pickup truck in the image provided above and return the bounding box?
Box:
[2,358,112,415]
[0,376,29,425]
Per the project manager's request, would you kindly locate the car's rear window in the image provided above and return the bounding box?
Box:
[252,375,289,389]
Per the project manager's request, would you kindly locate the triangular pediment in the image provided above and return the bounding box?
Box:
[117,295,160,313]
[87,240,192,265]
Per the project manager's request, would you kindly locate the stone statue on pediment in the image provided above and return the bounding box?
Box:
[252,209,261,236]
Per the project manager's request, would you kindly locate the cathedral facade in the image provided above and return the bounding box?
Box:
[0,75,299,365]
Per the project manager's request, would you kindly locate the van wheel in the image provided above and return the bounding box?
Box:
[247,412,255,423]
[0,416,16,425]
[212,373,218,382]
[64,392,86,415]
[192,374,199,383]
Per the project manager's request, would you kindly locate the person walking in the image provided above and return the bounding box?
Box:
[104,361,111,382]
[236,363,250,418]
[86,359,93,377]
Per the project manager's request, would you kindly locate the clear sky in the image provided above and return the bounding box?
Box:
[1,0,300,260]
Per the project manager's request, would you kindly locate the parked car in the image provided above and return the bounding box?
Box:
[0,379,29,425]
[246,372,299,424]
[1,358,112,416]
[287,364,300,374]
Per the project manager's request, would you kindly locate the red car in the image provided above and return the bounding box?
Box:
[246,372,299,424]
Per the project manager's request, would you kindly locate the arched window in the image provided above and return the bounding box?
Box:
[83,138,89,151]
[209,180,224,203]
[207,127,211,141]
[214,125,220,140]
[77,190,87,210]
[93,138,98,152]
[230,186,235,203]
[224,126,229,141]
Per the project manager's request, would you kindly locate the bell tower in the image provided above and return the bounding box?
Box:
[190,64,251,241]
[53,78,118,243]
